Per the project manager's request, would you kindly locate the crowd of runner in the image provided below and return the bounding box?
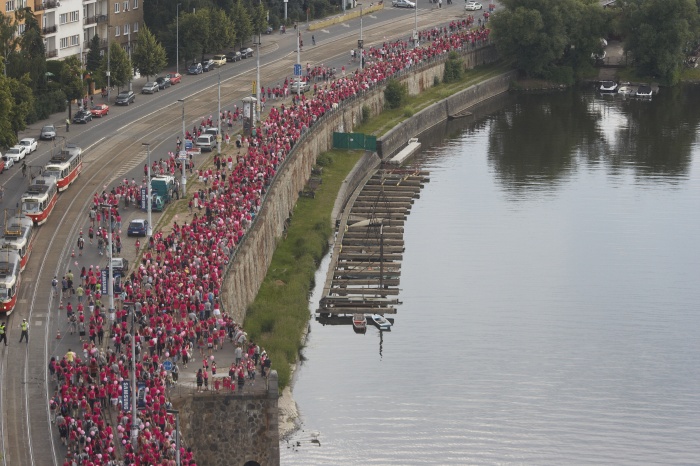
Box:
[49,23,490,466]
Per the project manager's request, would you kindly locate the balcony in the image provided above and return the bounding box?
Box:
[84,38,107,50]
[42,25,57,35]
[34,0,59,11]
[45,49,58,58]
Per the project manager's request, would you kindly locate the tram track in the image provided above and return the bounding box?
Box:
[0,6,463,464]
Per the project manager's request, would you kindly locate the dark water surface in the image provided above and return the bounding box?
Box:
[280,87,700,465]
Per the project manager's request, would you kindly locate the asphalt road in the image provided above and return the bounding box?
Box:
[0,2,483,464]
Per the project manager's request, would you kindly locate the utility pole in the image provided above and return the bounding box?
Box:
[256,39,261,123]
[217,71,221,154]
[178,99,187,198]
[107,26,111,101]
[176,3,181,74]
[142,143,152,238]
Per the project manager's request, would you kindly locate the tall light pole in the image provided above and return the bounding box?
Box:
[106,26,112,101]
[127,31,132,91]
[414,0,418,48]
[217,70,221,154]
[359,4,364,70]
[296,30,301,95]
[176,3,181,74]
[256,39,261,123]
[177,99,187,198]
[130,305,138,450]
[166,409,181,466]
[142,143,152,238]
[101,203,115,321]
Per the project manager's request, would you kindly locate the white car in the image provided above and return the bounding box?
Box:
[5,145,27,162]
[465,1,483,10]
[19,138,37,153]
[2,155,14,169]
[392,0,416,7]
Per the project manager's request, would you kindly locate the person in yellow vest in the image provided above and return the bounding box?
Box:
[19,319,29,343]
[0,321,7,346]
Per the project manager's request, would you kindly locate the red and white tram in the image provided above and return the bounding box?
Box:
[43,143,82,192]
[0,250,21,314]
[0,215,34,271]
[21,175,58,225]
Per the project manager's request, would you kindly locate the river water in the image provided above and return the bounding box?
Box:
[280,87,700,465]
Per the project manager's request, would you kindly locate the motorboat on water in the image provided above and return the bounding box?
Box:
[635,85,653,99]
[352,314,367,333]
[371,314,392,331]
[617,83,634,96]
[599,81,618,93]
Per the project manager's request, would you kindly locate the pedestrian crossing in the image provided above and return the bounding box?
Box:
[112,149,148,182]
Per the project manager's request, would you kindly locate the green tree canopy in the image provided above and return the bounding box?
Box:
[205,8,236,53]
[86,35,103,73]
[131,26,168,81]
[0,73,16,147]
[7,74,34,138]
[231,0,253,47]
[619,0,700,85]
[100,42,132,90]
[10,8,46,92]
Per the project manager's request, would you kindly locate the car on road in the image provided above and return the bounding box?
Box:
[465,1,482,10]
[290,79,311,94]
[0,157,5,173]
[202,59,216,72]
[141,82,159,94]
[5,145,27,163]
[40,124,56,140]
[72,109,93,124]
[18,138,37,153]
[212,54,227,67]
[155,76,171,89]
[392,0,415,7]
[187,63,203,75]
[90,104,110,117]
[195,134,215,152]
[1,155,13,170]
[115,91,136,105]
[226,51,242,62]
[127,219,149,237]
[166,72,181,84]
[240,47,254,58]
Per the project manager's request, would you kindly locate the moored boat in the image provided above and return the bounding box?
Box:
[352,314,367,333]
[371,314,392,331]
[599,81,618,93]
[635,85,653,99]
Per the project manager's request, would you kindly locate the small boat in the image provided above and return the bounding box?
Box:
[599,81,618,93]
[635,85,653,99]
[371,314,392,331]
[352,314,367,333]
[617,83,634,96]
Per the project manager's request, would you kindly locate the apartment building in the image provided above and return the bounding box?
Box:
[1,0,142,62]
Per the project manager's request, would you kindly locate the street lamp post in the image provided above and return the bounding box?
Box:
[360,5,364,70]
[177,99,187,198]
[142,143,152,238]
[256,39,261,123]
[414,0,418,48]
[100,203,115,319]
[176,3,181,74]
[130,306,138,450]
[107,25,112,101]
[166,409,181,466]
[217,70,221,154]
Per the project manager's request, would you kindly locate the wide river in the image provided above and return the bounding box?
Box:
[280,86,700,465]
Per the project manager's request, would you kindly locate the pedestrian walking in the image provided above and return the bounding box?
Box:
[52,276,58,296]
[77,235,85,256]
[19,319,29,343]
[65,118,70,133]
[0,321,7,346]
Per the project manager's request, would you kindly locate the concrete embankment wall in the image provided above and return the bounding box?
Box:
[377,68,517,159]
[220,44,505,322]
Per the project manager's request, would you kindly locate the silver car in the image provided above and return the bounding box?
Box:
[142,82,159,94]
[40,125,56,140]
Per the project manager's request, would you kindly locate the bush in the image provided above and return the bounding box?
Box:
[316,153,333,167]
[33,89,67,122]
[384,78,407,109]
[403,108,414,118]
[443,51,464,83]
[433,75,440,86]
[361,104,370,122]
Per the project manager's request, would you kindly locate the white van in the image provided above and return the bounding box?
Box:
[196,134,215,152]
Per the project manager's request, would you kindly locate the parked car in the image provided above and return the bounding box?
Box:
[187,63,203,75]
[392,0,415,7]
[155,76,171,89]
[212,54,227,67]
[40,124,56,140]
[90,104,110,117]
[195,134,215,152]
[226,51,242,62]
[127,219,149,237]
[5,145,27,163]
[141,82,159,94]
[166,72,182,84]
[290,79,311,94]
[1,155,13,170]
[465,1,482,10]
[202,59,216,72]
[18,137,37,153]
[115,91,136,105]
[265,26,273,34]
[0,157,5,173]
[72,109,93,124]
[240,47,254,58]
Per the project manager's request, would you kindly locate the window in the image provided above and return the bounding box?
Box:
[17,23,25,34]
[123,1,128,11]
[70,11,79,22]
[5,1,15,12]
[114,2,120,13]
[60,37,69,49]
[133,21,138,33]
[132,0,138,8]
[70,35,79,46]
[115,25,120,36]
[59,13,68,24]
[124,23,129,35]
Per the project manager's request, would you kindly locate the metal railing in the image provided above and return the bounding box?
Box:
[34,0,58,11]
[42,25,57,34]
[45,49,58,58]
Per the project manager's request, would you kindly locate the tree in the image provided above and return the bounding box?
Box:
[620,0,700,85]
[11,8,46,92]
[7,74,34,138]
[251,3,269,37]
[0,73,17,147]
[205,9,236,53]
[384,79,407,109]
[86,35,103,73]
[231,0,253,47]
[178,11,209,65]
[131,26,168,81]
[0,13,17,77]
[100,42,132,90]
[59,56,86,103]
